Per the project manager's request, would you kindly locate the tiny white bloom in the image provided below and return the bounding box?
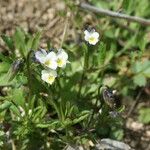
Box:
[56,49,69,68]
[35,49,57,70]
[84,29,99,45]
[41,69,57,84]
[18,106,25,117]
[99,108,102,114]
[43,52,57,70]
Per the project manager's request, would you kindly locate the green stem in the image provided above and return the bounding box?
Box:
[77,45,89,98]
[47,86,62,121]
[56,78,65,121]
[26,50,33,100]
[86,85,104,128]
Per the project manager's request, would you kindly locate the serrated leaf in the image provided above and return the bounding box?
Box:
[143,68,150,77]
[32,106,46,121]
[133,74,146,86]
[12,88,25,108]
[37,121,59,128]
[132,60,150,74]
[72,113,89,124]
[138,108,150,124]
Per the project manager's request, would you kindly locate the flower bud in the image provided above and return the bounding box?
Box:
[8,59,23,81]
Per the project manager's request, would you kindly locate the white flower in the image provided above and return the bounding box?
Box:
[56,49,69,68]
[41,69,57,84]
[84,29,99,45]
[35,49,47,63]
[35,49,57,70]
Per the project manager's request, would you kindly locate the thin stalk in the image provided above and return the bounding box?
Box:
[55,77,65,121]
[26,50,33,100]
[77,46,89,98]
[86,85,103,128]
[60,12,70,48]
[47,87,62,121]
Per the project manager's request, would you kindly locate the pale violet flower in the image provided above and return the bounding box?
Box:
[84,29,99,45]
[109,111,119,118]
[35,49,57,70]
[56,49,69,68]
[41,69,57,84]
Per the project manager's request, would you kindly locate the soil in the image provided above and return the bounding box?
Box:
[0,0,150,150]
[0,0,74,51]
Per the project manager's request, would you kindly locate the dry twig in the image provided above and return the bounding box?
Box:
[80,2,150,26]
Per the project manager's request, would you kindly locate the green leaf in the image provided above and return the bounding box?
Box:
[98,42,106,65]
[122,0,130,10]
[47,41,51,50]
[143,68,150,77]
[133,74,146,86]
[1,34,14,51]
[31,31,41,50]
[82,43,88,53]
[0,53,11,62]
[110,128,124,140]
[118,105,125,113]
[33,106,46,121]
[132,61,143,73]
[0,73,16,86]
[14,28,27,57]
[72,113,89,124]
[132,60,150,74]
[7,60,23,82]
[0,101,12,113]
[37,121,59,128]
[122,0,135,14]
[11,88,25,107]
[26,35,34,51]
[104,49,114,65]
[0,62,10,73]
[138,108,150,124]
[10,104,21,117]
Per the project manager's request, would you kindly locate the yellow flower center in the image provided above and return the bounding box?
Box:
[44,60,51,66]
[48,76,55,84]
[57,58,63,67]
[89,37,96,43]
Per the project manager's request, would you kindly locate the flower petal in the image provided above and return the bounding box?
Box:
[46,51,57,60]
[57,49,68,60]
[84,30,89,36]
[92,32,99,38]
[49,61,58,70]
[35,49,47,63]
[41,69,57,84]
[84,29,99,45]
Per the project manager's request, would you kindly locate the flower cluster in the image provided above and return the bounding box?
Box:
[84,29,99,45]
[35,49,69,84]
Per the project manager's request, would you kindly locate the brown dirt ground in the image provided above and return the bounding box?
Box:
[0,0,76,51]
